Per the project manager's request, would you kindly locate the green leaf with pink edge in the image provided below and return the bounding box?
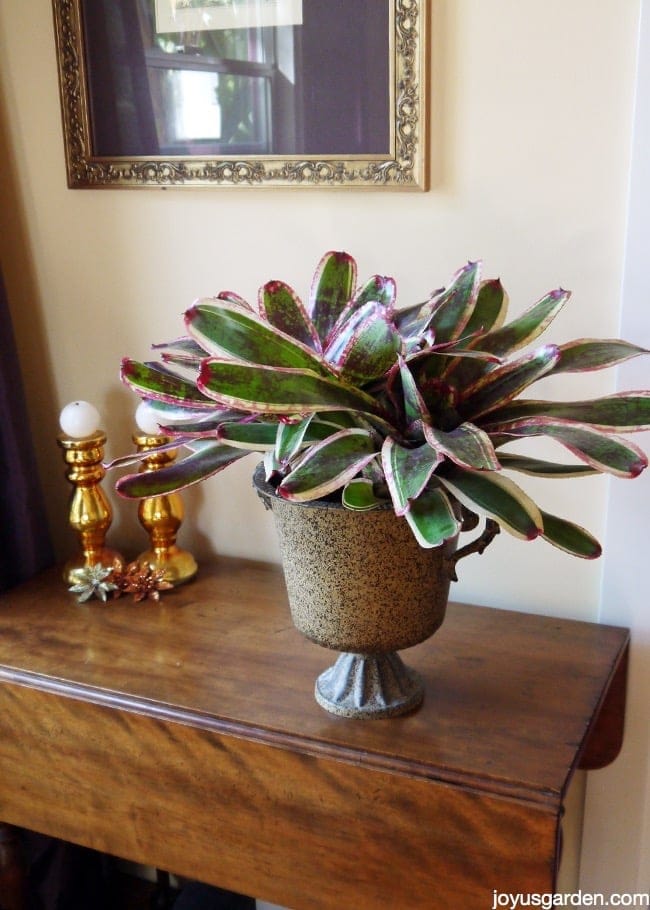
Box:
[469,288,571,358]
[198,359,389,420]
[423,422,501,471]
[216,422,278,450]
[481,418,648,478]
[278,429,377,501]
[459,344,560,421]
[353,274,397,312]
[540,511,602,559]
[214,290,254,309]
[427,260,482,345]
[393,286,444,338]
[404,487,461,548]
[275,416,313,464]
[462,278,509,337]
[330,275,398,343]
[436,464,543,540]
[142,399,237,424]
[116,440,247,498]
[395,262,481,349]
[309,251,357,343]
[382,438,442,516]
[550,338,649,374]
[480,392,650,432]
[497,453,597,477]
[186,300,336,375]
[259,280,321,351]
[327,304,401,385]
[152,337,207,365]
[274,417,342,464]
[155,414,246,436]
[439,280,508,387]
[121,358,215,405]
[398,357,431,426]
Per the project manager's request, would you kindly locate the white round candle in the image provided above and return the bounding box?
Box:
[59,400,101,438]
[135,401,162,436]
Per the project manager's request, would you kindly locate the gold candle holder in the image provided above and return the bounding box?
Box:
[57,429,125,586]
[133,432,198,586]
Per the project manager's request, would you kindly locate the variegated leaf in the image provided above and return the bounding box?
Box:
[331,275,398,342]
[480,392,650,432]
[116,440,247,497]
[540,511,602,559]
[325,302,383,364]
[427,260,481,345]
[274,417,343,464]
[216,422,278,450]
[404,486,461,548]
[309,251,357,343]
[259,280,321,351]
[497,452,597,477]
[436,464,543,540]
[470,288,570,357]
[352,274,397,313]
[198,359,387,420]
[142,399,236,424]
[462,278,509,336]
[278,429,377,501]
[326,303,401,385]
[105,437,192,472]
[275,416,313,464]
[263,449,281,479]
[398,357,431,427]
[121,359,215,406]
[437,280,508,387]
[186,300,335,375]
[214,290,253,309]
[152,336,207,365]
[481,417,648,478]
[551,338,649,374]
[382,438,442,516]
[459,344,560,421]
[393,286,445,338]
[156,415,243,436]
[423,422,501,470]
[342,478,383,511]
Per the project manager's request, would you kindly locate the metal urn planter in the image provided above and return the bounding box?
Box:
[254,466,467,719]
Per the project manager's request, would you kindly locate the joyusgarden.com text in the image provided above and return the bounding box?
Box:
[492,891,650,908]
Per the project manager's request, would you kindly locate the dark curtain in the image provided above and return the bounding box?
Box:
[0,268,54,590]
[0,268,111,909]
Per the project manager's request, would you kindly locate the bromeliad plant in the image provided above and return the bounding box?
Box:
[115,252,650,559]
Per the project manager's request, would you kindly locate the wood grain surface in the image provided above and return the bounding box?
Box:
[0,559,629,908]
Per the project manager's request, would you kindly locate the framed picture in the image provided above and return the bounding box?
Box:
[51,0,429,189]
[153,0,304,33]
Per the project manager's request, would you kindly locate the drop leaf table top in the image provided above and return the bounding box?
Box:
[0,558,628,909]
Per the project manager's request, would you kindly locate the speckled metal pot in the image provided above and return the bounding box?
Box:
[254,466,458,718]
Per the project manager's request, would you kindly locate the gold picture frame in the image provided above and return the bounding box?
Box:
[52,0,429,189]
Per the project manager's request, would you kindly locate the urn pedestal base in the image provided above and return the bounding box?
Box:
[315,652,423,718]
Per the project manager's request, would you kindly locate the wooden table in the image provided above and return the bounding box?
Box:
[0,558,628,909]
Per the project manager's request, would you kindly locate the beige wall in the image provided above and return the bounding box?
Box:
[581,1,650,892]
[0,0,646,892]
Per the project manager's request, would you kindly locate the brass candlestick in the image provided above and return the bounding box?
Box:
[57,429,125,586]
[134,432,197,586]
